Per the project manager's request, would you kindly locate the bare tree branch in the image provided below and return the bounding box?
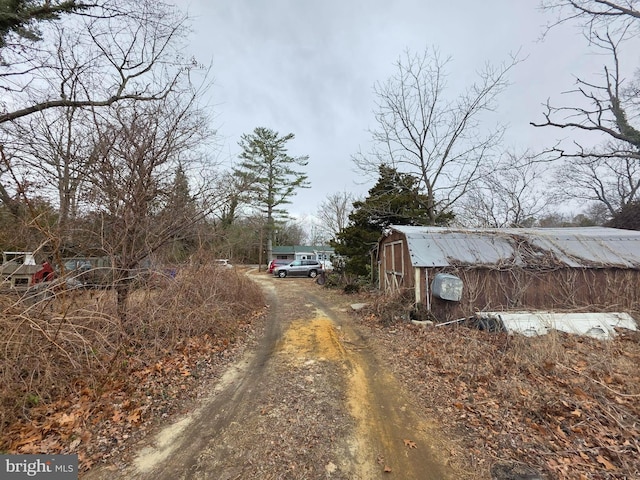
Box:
[316,191,355,239]
[540,0,640,39]
[531,28,640,152]
[458,150,553,227]
[354,46,520,223]
[535,4,640,216]
[0,0,195,125]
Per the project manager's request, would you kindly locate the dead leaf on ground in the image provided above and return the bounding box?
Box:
[596,455,616,471]
[126,409,142,424]
[57,412,77,427]
[403,438,417,449]
[12,432,42,449]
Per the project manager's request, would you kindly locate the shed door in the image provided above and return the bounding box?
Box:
[383,240,405,293]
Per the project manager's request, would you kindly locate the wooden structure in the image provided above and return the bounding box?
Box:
[377,226,640,321]
[0,252,39,289]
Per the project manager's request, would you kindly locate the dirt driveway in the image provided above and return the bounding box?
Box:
[85,270,456,479]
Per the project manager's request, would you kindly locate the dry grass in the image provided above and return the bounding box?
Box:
[357,303,640,479]
[0,263,265,449]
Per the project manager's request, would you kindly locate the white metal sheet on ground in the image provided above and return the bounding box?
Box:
[477,311,638,340]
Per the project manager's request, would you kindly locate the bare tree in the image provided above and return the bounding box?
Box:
[458,151,552,227]
[552,142,640,216]
[353,47,519,223]
[0,146,25,217]
[211,168,259,230]
[275,219,307,246]
[531,29,640,157]
[0,0,194,124]
[540,0,640,34]
[0,0,201,219]
[85,91,213,323]
[2,106,94,243]
[534,1,640,215]
[316,191,355,239]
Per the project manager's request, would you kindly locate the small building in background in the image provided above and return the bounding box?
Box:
[377,226,640,322]
[1,252,39,289]
[272,245,335,269]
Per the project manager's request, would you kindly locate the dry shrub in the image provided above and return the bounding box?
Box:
[126,264,265,349]
[0,263,265,445]
[0,290,119,433]
[363,312,640,479]
[363,288,415,326]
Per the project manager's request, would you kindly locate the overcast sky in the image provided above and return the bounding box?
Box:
[179,1,625,219]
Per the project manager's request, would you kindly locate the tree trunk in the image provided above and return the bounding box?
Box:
[258,227,264,272]
[116,282,130,333]
[266,237,273,265]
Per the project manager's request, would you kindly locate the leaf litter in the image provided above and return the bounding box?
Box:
[4,273,638,480]
[356,308,640,479]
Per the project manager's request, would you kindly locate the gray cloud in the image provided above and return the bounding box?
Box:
[181,0,638,216]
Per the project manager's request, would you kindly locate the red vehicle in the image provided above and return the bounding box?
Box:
[268,259,289,274]
[32,261,55,283]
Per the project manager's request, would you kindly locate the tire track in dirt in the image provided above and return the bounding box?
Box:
[132,277,289,480]
[83,278,283,480]
[305,291,450,479]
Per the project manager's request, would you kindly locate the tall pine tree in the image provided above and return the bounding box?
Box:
[161,163,198,261]
[234,127,309,264]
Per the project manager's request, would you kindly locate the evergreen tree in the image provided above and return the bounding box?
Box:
[165,163,194,216]
[0,0,85,47]
[160,163,199,261]
[333,165,452,276]
[608,201,640,230]
[234,127,309,262]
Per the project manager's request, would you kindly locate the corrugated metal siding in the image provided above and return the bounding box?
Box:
[389,226,640,268]
[429,268,640,322]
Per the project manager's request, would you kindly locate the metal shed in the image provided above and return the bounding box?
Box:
[377,226,640,321]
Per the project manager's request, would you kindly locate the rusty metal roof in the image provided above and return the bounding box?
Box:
[387,226,640,268]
